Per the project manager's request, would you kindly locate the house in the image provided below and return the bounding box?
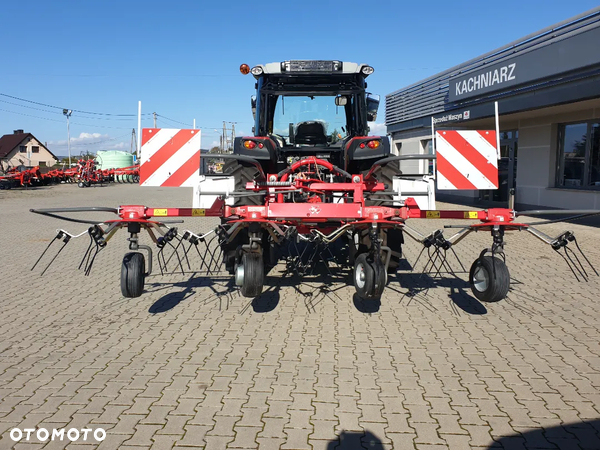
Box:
[0,130,58,171]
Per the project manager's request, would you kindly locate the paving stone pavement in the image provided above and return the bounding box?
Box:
[0,183,599,450]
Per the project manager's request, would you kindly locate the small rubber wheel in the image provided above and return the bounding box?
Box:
[240,253,264,298]
[78,181,85,188]
[121,252,145,298]
[354,253,386,300]
[469,256,510,302]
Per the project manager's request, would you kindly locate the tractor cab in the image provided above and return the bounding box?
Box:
[235,61,389,174]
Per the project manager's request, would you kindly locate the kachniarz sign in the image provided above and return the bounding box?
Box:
[449,25,600,102]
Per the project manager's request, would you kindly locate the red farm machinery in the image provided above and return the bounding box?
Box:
[30,61,598,302]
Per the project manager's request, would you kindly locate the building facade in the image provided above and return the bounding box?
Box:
[385,7,600,210]
[0,130,58,171]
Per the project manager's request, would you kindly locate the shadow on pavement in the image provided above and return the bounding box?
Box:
[326,430,385,449]
[489,419,600,449]
[147,262,349,314]
[352,293,381,313]
[389,272,488,315]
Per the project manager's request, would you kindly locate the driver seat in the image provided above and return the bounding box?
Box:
[295,121,327,145]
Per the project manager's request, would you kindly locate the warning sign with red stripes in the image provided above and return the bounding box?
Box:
[140,128,202,187]
[435,130,499,190]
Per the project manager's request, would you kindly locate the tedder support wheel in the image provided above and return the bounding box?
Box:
[121,252,146,298]
[354,253,386,300]
[469,256,510,302]
[238,253,264,298]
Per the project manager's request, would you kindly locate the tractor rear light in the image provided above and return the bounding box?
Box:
[258,142,264,149]
[240,64,250,75]
[244,140,256,149]
[367,140,381,149]
[360,143,366,149]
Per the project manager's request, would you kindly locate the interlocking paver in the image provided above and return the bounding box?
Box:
[1,184,599,449]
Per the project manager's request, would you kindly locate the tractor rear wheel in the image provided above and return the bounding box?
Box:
[469,256,510,302]
[121,252,145,298]
[222,160,264,206]
[365,160,402,206]
[354,253,386,300]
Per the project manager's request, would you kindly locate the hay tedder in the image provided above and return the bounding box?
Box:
[30,61,598,302]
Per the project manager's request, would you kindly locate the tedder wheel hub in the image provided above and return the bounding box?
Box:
[238,253,264,298]
[468,256,510,302]
[353,253,386,301]
[121,252,146,298]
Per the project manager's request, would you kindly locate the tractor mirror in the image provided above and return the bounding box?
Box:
[335,96,347,107]
[366,93,380,122]
[251,96,257,121]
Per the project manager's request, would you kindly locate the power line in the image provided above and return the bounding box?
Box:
[155,114,191,127]
[0,108,65,123]
[0,93,152,117]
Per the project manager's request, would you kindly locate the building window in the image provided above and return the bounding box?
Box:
[19,145,26,153]
[32,146,39,153]
[557,121,600,189]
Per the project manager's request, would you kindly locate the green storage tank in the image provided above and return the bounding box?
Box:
[96,151,135,182]
[96,151,134,170]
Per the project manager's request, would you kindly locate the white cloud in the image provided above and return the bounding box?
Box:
[47,132,130,156]
[368,122,387,136]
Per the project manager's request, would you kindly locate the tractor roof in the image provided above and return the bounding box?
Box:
[250,60,374,79]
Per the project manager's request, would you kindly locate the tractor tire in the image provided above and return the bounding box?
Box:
[222,159,264,206]
[239,253,264,298]
[469,256,510,302]
[354,253,386,300]
[121,252,146,298]
[365,160,402,206]
[386,228,403,273]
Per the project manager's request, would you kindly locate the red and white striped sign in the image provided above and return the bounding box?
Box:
[435,130,499,190]
[140,128,202,187]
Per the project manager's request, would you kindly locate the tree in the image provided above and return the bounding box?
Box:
[209,146,221,154]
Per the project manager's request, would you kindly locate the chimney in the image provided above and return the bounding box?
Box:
[14,129,24,134]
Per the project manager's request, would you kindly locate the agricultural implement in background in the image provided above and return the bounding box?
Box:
[0,161,140,189]
[29,60,599,304]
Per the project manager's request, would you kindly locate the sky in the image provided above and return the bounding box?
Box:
[1,0,598,157]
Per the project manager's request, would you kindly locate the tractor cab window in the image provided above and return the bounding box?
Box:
[272,95,348,146]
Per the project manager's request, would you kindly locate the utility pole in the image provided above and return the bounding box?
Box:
[137,101,142,160]
[231,123,235,148]
[222,122,227,153]
[63,109,73,166]
[153,112,157,128]
[130,128,137,154]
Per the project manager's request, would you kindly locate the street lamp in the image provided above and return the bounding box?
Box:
[63,109,72,166]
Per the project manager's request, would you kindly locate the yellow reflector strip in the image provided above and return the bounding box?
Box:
[192,208,205,216]
[154,209,168,216]
[464,211,478,219]
[426,211,440,218]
